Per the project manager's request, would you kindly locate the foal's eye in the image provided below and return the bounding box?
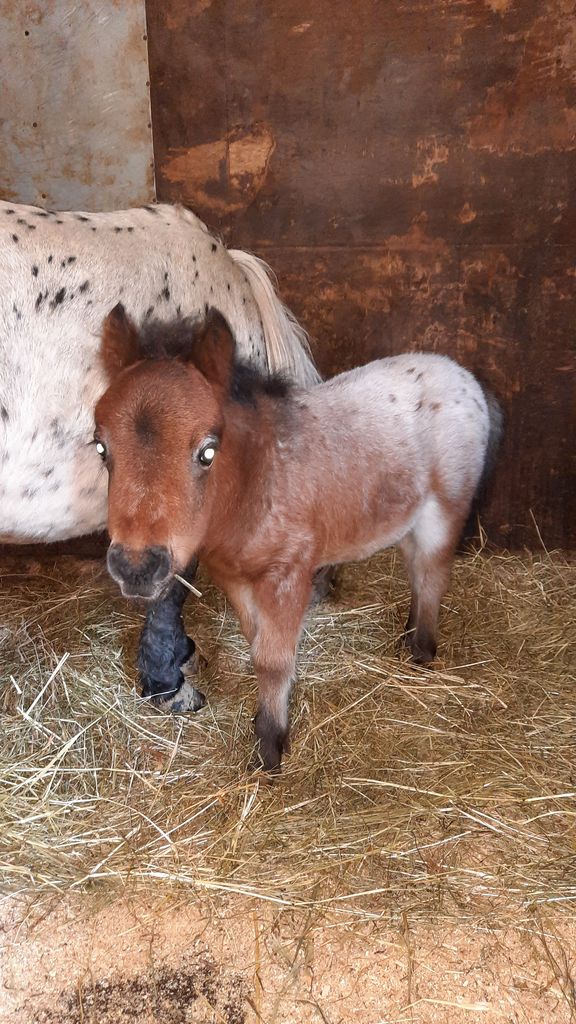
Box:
[198,441,217,467]
[95,441,107,460]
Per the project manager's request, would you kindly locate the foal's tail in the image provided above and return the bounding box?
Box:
[229,249,320,386]
[462,386,504,546]
[481,386,504,486]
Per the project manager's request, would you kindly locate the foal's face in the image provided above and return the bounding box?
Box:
[95,360,221,599]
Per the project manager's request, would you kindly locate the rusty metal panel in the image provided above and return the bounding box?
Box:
[147,0,576,549]
[0,0,154,211]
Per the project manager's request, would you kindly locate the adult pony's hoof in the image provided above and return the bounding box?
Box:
[309,565,339,606]
[154,679,207,714]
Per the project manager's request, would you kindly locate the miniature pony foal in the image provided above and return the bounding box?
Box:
[95,306,501,770]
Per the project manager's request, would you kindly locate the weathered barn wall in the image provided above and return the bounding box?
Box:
[146,0,576,548]
[0,0,154,211]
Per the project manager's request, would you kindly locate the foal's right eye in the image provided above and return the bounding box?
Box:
[95,441,107,460]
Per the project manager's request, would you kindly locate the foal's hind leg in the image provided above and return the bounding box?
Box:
[400,500,461,665]
[138,560,206,711]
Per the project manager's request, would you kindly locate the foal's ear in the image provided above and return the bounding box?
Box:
[187,308,236,392]
[100,303,141,378]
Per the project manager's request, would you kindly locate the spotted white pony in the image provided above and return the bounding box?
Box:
[0,200,318,544]
[0,199,319,702]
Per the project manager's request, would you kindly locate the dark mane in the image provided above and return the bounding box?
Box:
[138,315,292,405]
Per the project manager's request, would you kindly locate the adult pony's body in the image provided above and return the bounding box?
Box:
[0,200,317,544]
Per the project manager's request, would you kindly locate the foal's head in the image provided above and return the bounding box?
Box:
[95,305,237,598]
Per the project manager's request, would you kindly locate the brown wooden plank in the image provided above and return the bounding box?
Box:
[148,0,576,547]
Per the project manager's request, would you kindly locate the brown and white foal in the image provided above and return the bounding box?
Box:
[95,306,501,770]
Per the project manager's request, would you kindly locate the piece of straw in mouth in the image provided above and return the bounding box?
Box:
[174,573,203,597]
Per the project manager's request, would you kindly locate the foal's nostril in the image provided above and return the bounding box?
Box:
[106,543,172,595]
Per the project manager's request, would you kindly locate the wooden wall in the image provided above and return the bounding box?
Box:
[146,0,575,549]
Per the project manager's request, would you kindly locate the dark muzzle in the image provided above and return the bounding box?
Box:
[106,543,172,599]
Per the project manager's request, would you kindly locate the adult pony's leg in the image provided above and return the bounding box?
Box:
[244,570,313,771]
[138,560,206,711]
[309,565,339,606]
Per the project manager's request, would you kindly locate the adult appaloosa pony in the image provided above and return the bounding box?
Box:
[95,307,502,771]
[0,200,319,697]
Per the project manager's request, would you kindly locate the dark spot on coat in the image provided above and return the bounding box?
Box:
[0,405,9,422]
[389,394,397,402]
[406,367,415,374]
[17,218,27,225]
[127,226,134,232]
[11,234,18,243]
[415,372,423,382]
[91,226,97,231]
[47,255,53,263]
[192,255,196,262]
[28,223,36,230]
[31,265,38,276]
[35,211,49,217]
[416,400,423,411]
[194,270,199,279]
[135,409,156,444]
[79,280,90,293]
[211,243,217,252]
[56,219,63,224]
[22,486,38,499]
[210,285,214,295]
[204,302,209,314]
[162,286,170,300]
[12,303,21,320]
[114,226,123,233]
[75,215,89,222]
[42,466,54,478]
[67,256,76,264]
[145,305,154,318]
[50,287,66,309]
[227,282,231,291]
[35,291,44,310]
[4,208,14,214]
[31,428,38,441]
[431,402,441,411]
[164,271,169,280]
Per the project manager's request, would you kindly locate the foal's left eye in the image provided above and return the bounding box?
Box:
[95,441,106,460]
[198,441,217,467]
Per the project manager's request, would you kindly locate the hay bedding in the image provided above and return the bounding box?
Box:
[0,544,574,931]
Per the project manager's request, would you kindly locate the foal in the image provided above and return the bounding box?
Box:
[96,306,501,770]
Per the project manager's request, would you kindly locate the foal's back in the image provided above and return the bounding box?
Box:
[311,351,489,478]
[294,352,490,563]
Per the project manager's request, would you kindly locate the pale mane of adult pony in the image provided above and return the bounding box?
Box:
[0,200,317,545]
[95,307,502,771]
[0,200,319,703]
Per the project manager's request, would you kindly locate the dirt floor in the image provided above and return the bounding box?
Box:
[2,894,576,1023]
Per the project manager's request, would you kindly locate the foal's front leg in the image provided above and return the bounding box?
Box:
[245,570,313,772]
[138,560,206,712]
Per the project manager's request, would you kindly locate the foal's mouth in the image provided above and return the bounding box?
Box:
[116,577,174,602]
[106,542,175,602]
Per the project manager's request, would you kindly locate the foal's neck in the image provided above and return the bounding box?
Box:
[205,393,295,547]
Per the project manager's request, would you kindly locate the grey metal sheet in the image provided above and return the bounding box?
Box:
[0,0,154,210]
